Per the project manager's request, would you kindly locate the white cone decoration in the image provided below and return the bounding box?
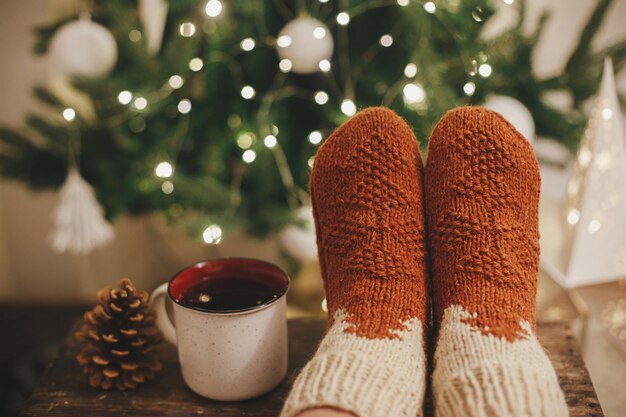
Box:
[49,16,118,78]
[555,58,626,288]
[277,17,334,74]
[279,205,318,262]
[484,95,535,144]
[139,0,168,54]
[50,169,115,254]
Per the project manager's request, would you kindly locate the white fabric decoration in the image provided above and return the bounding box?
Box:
[50,168,114,254]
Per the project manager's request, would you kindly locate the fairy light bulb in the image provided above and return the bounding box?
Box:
[203,224,223,244]
[118,90,132,104]
[424,1,436,13]
[129,30,142,42]
[314,91,329,105]
[567,208,580,225]
[133,97,148,110]
[205,0,223,17]
[379,34,393,47]
[161,181,174,194]
[602,108,613,120]
[179,22,196,37]
[177,99,192,114]
[189,57,203,71]
[242,149,256,163]
[403,83,426,104]
[308,130,323,144]
[336,12,350,26]
[277,35,292,48]
[318,59,331,72]
[168,75,183,89]
[240,38,255,51]
[404,63,417,78]
[588,219,601,234]
[341,99,356,116]
[279,59,293,73]
[155,161,173,178]
[478,63,492,77]
[62,108,76,121]
[264,135,277,148]
[397,0,409,6]
[463,81,476,96]
[313,27,326,39]
[237,133,253,149]
[241,85,255,99]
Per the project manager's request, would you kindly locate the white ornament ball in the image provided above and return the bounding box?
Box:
[49,18,118,78]
[280,205,318,262]
[277,17,334,74]
[484,95,535,144]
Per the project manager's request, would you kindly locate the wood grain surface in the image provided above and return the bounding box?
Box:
[20,318,603,416]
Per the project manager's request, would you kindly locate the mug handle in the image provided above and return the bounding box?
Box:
[149,283,178,346]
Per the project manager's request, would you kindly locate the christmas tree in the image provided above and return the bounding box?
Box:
[0,0,623,243]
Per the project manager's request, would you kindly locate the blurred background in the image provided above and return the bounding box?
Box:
[1,0,626,416]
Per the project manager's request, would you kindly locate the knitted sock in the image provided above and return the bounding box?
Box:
[281,107,429,417]
[425,107,568,417]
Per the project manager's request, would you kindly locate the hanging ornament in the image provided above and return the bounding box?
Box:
[138,0,168,54]
[279,205,318,262]
[50,168,115,254]
[484,95,535,144]
[276,17,334,74]
[48,15,118,78]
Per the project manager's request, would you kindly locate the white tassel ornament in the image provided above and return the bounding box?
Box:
[50,168,114,254]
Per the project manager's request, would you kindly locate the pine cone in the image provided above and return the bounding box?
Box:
[75,278,163,390]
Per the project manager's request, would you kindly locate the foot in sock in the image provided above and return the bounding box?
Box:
[280,107,429,417]
[425,106,569,417]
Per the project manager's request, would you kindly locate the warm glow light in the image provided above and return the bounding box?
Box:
[336,12,350,26]
[161,181,174,194]
[602,108,613,120]
[189,57,203,71]
[424,1,436,13]
[478,63,492,77]
[308,156,315,168]
[567,208,580,225]
[397,0,409,6]
[379,34,393,47]
[588,219,601,234]
[277,35,292,48]
[155,161,173,178]
[313,26,326,39]
[279,58,293,73]
[240,38,255,51]
[129,30,142,42]
[319,59,331,72]
[205,0,223,17]
[314,91,329,105]
[168,75,183,89]
[241,85,255,99]
[179,22,196,37]
[503,0,514,4]
[202,224,223,244]
[403,83,426,104]
[308,130,323,145]
[118,91,132,104]
[133,97,148,110]
[237,133,253,149]
[404,63,417,78]
[62,108,75,121]
[177,99,192,114]
[463,81,476,96]
[264,135,277,148]
[321,298,328,312]
[578,148,592,167]
[242,149,256,163]
[341,99,356,116]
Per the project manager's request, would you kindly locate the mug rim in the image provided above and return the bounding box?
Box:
[167,257,291,316]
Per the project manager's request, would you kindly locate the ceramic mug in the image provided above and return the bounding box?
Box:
[150,258,290,401]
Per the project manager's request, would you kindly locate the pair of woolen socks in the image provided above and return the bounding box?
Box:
[280,106,569,417]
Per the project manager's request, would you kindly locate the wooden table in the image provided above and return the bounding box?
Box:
[20,318,603,416]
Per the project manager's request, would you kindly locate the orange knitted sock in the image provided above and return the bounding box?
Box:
[425,106,568,417]
[281,107,429,417]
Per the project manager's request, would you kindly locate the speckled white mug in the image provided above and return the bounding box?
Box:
[150,258,290,401]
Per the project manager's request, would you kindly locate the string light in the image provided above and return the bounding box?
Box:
[129,30,141,42]
[341,99,357,116]
[319,59,331,72]
[313,27,327,39]
[242,149,256,163]
[588,219,602,234]
[379,34,393,47]
[133,97,148,110]
[237,133,253,149]
[279,58,293,73]
[602,108,613,120]
[318,0,328,3]
[321,298,328,312]
[272,125,280,135]
[463,81,476,96]
[478,63,492,77]
[424,1,436,13]
[314,91,329,105]
[308,156,315,168]
[205,0,223,17]
[336,12,350,26]
[155,161,173,178]
[189,57,203,71]
[202,224,223,244]
[277,35,292,48]
[397,0,409,6]
[161,181,174,194]
[567,208,580,225]
[264,135,277,148]
[177,99,192,114]
[240,38,255,51]
[472,7,485,22]
[578,148,592,167]
[503,0,515,4]
[403,83,426,104]
[117,90,132,104]
[62,108,76,122]
[308,130,323,145]
[241,85,255,99]
[179,22,196,37]
[404,63,417,78]
[168,75,183,89]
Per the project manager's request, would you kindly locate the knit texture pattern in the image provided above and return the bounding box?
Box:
[425,106,568,417]
[280,107,428,417]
